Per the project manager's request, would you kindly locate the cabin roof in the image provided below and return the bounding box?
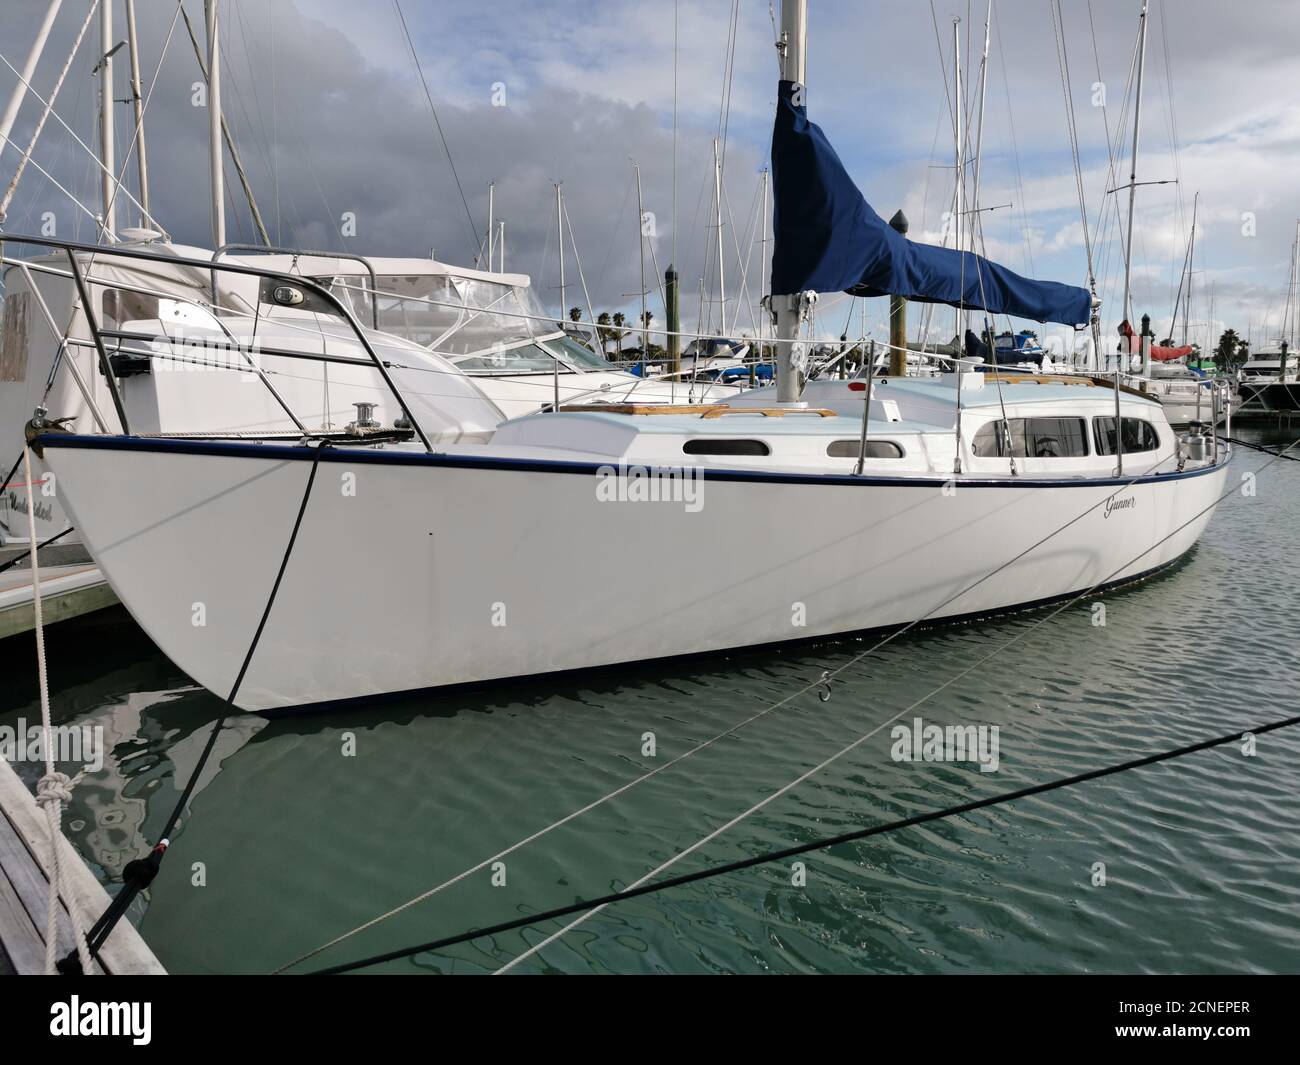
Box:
[871,375,1159,409]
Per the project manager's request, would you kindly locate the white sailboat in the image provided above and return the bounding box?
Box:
[25,0,1229,714]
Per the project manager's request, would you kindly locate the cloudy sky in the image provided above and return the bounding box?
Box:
[1,0,1298,351]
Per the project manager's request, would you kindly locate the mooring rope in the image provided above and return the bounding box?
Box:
[1223,434,1300,462]
[314,709,1300,976]
[64,441,328,972]
[309,434,1294,972]
[0,527,75,575]
[22,447,94,976]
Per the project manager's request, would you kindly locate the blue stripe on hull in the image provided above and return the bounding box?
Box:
[36,433,1229,491]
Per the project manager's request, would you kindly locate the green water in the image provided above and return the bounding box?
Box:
[3,424,1299,975]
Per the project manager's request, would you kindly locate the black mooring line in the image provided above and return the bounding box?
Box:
[307,712,1300,975]
[1223,434,1300,462]
[75,443,328,968]
[0,527,75,574]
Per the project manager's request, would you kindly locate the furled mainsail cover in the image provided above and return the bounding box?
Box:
[770,80,1092,327]
[1118,319,1194,362]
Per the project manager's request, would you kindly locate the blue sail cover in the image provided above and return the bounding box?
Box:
[771,81,1092,327]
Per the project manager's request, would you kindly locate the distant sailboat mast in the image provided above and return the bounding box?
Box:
[98,0,117,240]
[952,15,964,343]
[1121,0,1151,332]
[1183,194,1196,348]
[205,0,224,247]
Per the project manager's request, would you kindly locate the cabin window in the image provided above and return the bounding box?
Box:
[683,439,770,456]
[1093,417,1160,455]
[101,288,159,329]
[971,417,1089,458]
[826,439,904,458]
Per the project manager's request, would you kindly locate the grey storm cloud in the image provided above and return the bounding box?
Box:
[3,0,1300,345]
[0,0,767,331]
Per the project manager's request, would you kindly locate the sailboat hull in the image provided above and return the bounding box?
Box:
[41,436,1229,713]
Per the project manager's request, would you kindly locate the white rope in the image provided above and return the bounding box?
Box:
[23,446,93,976]
[493,705,904,975]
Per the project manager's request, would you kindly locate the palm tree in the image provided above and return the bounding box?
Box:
[637,309,655,362]
[568,307,582,322]
[611,312,628,361]
[596,311,612,359]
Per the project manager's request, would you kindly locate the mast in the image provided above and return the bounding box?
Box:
[772,0,807,403]
[486,181,494,269]
[554,183,564,410]
[635,161,649,365]
[1121,0,1150,328]
[124,0,150,223]
[1183,193,1197,347]
[970,2,992,226]
[971,1,992,348]
[1284,222,1294,351]
[555,183,565,315]
[1,2,97,224]
[952,16,964,341]
[1169,190,1197,347]
[759,166,768,382]
[205,0,225,247]
[0,0,62,161]
[180,2,269,244]
[712,137,726,334]
[98,0,117,240]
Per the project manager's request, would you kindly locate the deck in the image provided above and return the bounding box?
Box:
[0,755,165,975]
[0,543,118,641]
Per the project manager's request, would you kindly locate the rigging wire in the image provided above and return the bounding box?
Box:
[1049,0,1097,291]
[391,0,478,259]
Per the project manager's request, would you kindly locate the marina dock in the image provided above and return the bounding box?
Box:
[0,544,117,641]
[0,755,164,975]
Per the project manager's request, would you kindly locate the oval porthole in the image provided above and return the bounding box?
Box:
[827,439,903,458]
[683,439,770,456]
